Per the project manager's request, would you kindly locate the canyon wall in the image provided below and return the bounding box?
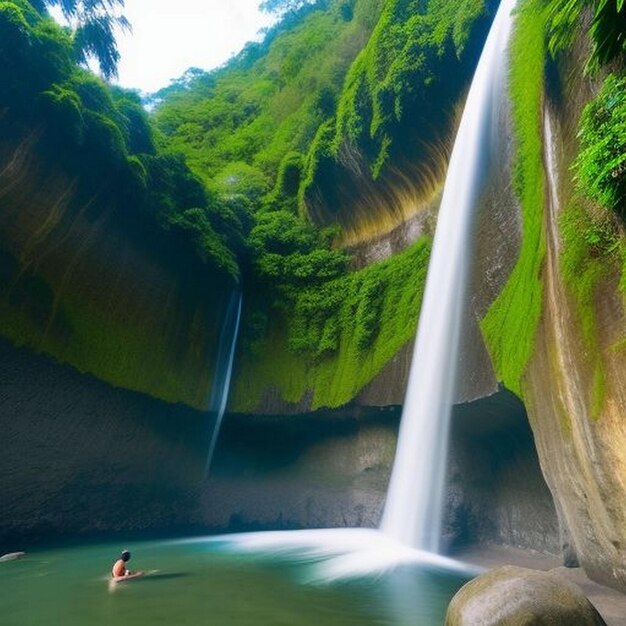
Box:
[520,102,626,590]
[0,136,226,409]
[0,338,558,557]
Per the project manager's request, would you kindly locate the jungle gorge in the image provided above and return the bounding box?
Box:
[1,0,626,624]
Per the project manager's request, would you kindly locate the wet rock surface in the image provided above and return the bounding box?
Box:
[446,389,559,554]
[0,340,560,555]
[445,565,608,625]
[0,338,397,546]
[520,103,626,592]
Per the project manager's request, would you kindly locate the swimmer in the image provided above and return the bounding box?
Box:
[110,550,147,586]
[111,550,141,579]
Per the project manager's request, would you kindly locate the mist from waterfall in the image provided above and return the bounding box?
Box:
[206,289,243,474]
[380,0,517,552]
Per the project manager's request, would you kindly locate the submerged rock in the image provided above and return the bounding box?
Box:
[0,552,25,562]
[445,566,607,625]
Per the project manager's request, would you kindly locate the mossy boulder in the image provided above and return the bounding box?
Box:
[445,566,607,625]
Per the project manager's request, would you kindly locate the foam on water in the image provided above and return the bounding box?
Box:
[170,529,481,583]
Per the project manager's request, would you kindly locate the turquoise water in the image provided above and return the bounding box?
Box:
[0,533,471,626]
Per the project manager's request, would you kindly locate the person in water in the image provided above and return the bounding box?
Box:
[111,550,134,578]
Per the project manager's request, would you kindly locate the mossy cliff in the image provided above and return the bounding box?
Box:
[0,135,229,408]
[475,0,626,592]
[0,0,498,414]
[50,0,496,416]
[154,0,499,245]
[0,1,246,408]
[230,233,432,412]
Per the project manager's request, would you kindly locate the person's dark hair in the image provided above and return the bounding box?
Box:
[121,550,131,562]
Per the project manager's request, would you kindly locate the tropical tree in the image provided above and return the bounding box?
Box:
[34,0,129,79]
[547,0,626,71]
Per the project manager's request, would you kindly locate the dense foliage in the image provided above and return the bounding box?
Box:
[555,10,626,415]
[0,0,242,283]
[232,236,432,410]
[313,0,492,180]
[547,0,626,71]
[154,0,383,191]
[575,74,626,218]
[155,0,495,231]
[30,0,128,78]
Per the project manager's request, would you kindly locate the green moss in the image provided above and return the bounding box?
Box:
[231,236,431,411]
[298,0,495,218]
[555,74,626,418]
[331,0,491,174]
[0,278,219,408]
[559,203,621,417]
[480,0,547,396]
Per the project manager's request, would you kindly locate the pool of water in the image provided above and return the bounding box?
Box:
[0,530,474,626]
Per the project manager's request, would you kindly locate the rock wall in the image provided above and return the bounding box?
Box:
[0,339,558,557]
[0,136,225,409]
[0,338,397,547]
[447,389,559,554]
[467,31,626,590]
[521,102,626,591]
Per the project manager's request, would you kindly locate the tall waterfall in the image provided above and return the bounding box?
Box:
[381,0,516,552]
[206,289,243,473]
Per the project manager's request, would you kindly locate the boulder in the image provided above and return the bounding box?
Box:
[0,552,25,562]
[445,566,607,625]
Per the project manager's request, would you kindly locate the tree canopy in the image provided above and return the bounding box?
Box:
[36,0,129,79]
[260,0,317,15]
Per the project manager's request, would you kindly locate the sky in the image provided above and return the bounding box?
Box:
[54,1,276,93]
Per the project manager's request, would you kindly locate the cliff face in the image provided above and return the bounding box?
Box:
[521,104,626,591]
[0,135,226,409]
[0,337,398,544]
[474,23,626,590]
[0,337,558,556]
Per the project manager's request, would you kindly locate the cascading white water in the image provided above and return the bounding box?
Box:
[206,289,243,473]
[381,0,517,552]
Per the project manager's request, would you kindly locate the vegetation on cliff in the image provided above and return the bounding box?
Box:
[558,72,626,416]
[0,0,500,410]
[154,0,497,232]
[150,0,496,410]
[482,0,626,411]
[29,0,129,79]
[551,0,626,416]
[0,0,243,283]
[232,235,431,410]
[480,0,547,397]
[302,0,495,223]
[153,0,385,208]
[0,0,251,407]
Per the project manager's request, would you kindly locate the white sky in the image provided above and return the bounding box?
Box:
[53,1,276,93]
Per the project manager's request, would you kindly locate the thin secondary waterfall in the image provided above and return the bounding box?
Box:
[381,0,516,552]
[206,289,243,473]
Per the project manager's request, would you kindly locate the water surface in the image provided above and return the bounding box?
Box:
[0,531,472,626]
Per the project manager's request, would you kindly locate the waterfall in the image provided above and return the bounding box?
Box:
[381,0,517,552]
[206,289,243,473]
